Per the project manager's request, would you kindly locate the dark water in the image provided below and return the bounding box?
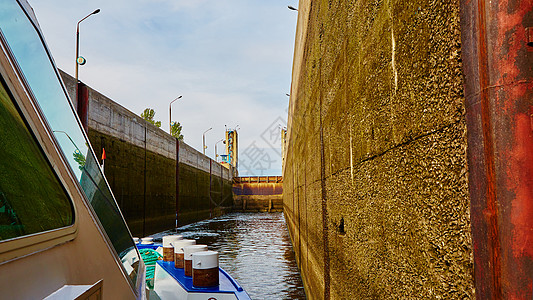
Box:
[152,212,306,300]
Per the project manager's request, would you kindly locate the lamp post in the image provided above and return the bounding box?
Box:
[214,139,224,161]
[75,8,100,103]
[169,95,183,133]
[53,130,81,153]
[202,128,212,155]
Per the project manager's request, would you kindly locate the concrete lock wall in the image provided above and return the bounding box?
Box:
[59,71,234,237]
[284,0,474,299]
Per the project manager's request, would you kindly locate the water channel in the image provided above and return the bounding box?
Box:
[152,212,306,299]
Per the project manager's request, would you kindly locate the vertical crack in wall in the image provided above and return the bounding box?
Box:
[320,100,331,300]
[304,157,309,290]
[319,25,331,297]
[345,35,353,186]
[350,126,354,184]
[389,5,398,93]
[297,163,301,270]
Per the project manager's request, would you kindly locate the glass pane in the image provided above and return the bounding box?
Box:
[0,79,73,241]
[81,154,135,255]
[0,0,140,287]
[0,2,86,180]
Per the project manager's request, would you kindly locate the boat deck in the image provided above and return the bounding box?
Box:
[157,261,250,299]
[137,244,250,300]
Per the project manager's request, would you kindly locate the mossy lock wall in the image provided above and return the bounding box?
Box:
[88,131,233,237]
[284,0,474,298]
[61,71,234,237]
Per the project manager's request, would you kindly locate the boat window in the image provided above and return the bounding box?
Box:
[0,78,73,241]
[0,1,140,289]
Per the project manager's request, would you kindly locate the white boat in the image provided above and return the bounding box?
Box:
[0,1,250,299]
[137,242,251,300]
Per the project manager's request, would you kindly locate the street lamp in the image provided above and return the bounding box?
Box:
[169,95,183,133]
[214,139,224,161]
[288,5,298,11]
[75,8,100,102]
[202,127,212,155]
[53,130,81,153]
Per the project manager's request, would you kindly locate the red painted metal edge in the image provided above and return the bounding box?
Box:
[77,82,88,133]
[476,0,503,295]
[461,0,533,298]
[176,139,180,227]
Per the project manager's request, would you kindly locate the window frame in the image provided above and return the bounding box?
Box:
[0,3,144,295]
[0,30,78,264]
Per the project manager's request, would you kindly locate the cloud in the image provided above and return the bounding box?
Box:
[29,0,295,175]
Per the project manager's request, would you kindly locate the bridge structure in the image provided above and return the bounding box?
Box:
[232,176,283,212]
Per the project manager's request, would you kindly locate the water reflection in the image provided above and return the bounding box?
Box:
[152,212,306,299]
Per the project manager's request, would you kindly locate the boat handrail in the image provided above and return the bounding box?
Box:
[219,267,243,292]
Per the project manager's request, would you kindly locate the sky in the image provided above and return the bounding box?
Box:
[28,0,297,176]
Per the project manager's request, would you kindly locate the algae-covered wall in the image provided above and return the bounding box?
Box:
[60,71,234,237]
[284,0,473,298]
[88,129,173,236]
[89,130,234,236]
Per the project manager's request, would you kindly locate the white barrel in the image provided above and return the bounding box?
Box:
[162,235,183,247]
[140,237,153,244]
[173,239,196,254]
[184,245,208,260]
[192,251,218,270]
[183,245,208,277]
[192,251,219,287]
[174,239,196,268]
[162,235,183,261]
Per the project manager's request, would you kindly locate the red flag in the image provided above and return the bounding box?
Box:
[102,148,106,160]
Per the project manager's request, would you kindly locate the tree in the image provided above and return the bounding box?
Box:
[171,121,184,140]
[141,108,161,127]
[72,150,85,171]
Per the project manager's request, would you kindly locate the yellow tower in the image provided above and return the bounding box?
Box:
[224,129,238,169]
